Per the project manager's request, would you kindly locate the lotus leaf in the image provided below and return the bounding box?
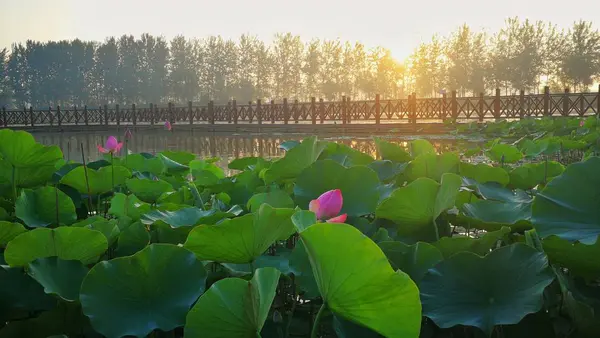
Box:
[0,129,63,168]
[15,186,77,228]
[0,221,26,247]
[410,139,436,157]
[60,165,131,195]
[247,189,294,212]
[406,152,460,181]
[433,226,511,258]
[263,136,326,184]
[142,205,242,227]
[460,162,509,186]
[125,178,174,203]
[486,143,523,163]
[378,241,443,282]
[374,138,411,163]
[80,244,207,338]
[184,268,281,338]
[27,257,89,302]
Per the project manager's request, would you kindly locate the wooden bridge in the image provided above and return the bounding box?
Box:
[3,86,599,132]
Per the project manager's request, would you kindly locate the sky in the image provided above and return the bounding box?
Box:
[1,0,599,60]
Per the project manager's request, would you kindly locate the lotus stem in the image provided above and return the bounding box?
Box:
[80,143,94,214]
[110,152,115,192]
[432,219,440,241]
[311,303,327,338]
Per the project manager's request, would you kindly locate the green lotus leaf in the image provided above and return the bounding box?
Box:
[433,226,511,258]
[279,140,300,151]
[190,159,225,179]
[159,154,189,173]
[374,138,411,163]
[0,265,56,323]
[160,150,196,165]
[294,160,380,217]
[27,257,89,302]
[0,129,63,168]
[410,139,436,157]
[462,200,532,232]
[419,243,554,335]
[509,161,564,190]
[117,153,164,175]
[247,189,294,212]
[299,222,422,337]
[376,173,462,233]
[486,143,523,163]
[532,157,600,244]
[60,165,131,195]
[368,160,407,182]
[555,271,600,336]
[184,205,295,263]
[263,136,327,184]
[73,218,120,246]
[228,156,261,170]
[288,240,319,298]
[0,221,27,247]
[542,235,600,279]
[333,315,384,338]
[125,178,174,203]
[291,209,317,232]
[378,241,443,282]
[0,160,60,188]
[4,227,108,267]
[116,221,150,256]
[221,251,292,276]
[406,152,460,182]
[142,205,242,228]
[108,193,151,221]
[460,162,509,186]
[319,142,374,166]
[15,186,77,228]
[80,244,207,338]
[184,267,281,338]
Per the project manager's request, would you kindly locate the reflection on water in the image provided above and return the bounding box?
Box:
[34,129,470,172]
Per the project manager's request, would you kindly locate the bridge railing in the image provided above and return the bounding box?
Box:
[2,86,599,127]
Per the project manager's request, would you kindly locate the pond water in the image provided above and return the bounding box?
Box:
[34,129,475,173]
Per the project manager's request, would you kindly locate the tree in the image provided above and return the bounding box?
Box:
[303,39,321,100]
[272,33,303,99]
[0,48,12,107]
[560,21,600,91]
[95,37,119,104]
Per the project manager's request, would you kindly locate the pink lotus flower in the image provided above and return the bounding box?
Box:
[97,136,123,154]
[164,120,172,131]
[309,189,347,223]
[124,129,133,140]
[580,120,585,127]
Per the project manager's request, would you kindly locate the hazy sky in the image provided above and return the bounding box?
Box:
[1,0,599,60]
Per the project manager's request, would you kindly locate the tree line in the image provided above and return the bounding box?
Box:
[0,17,599,109]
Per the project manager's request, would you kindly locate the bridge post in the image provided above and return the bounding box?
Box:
[248,101,253,123]
[150,103,155,125]
[74,106,79,125]
[132,104,137,126]
[597,84,600,118]
[451,90,458,121]
[283,98,289,124]
[29,106,34,127]
[104,104,108,125]
[168,102,173,125]
[478,93,484,122]
[257,99,262,125]
[342,96,347,125]
[347,97,352,124]
[84,105,88,125]
[188,101,193,125]
[442,92,447,120]
[563,88,570,117]
[227,101,232,123]
[310,97,316,125]
[233,99,238,124]
[494,88,500,119]
[2,106,6,127]
[519,90,525,119]
[319,98,325,124]
[57,106,62,127]
[375,94,381,125]
[116,104,120,126]
[208,100,215,124]
[411,93,417,125]
[543,86,550,116]
[271,100,275,124]
[293,99,299,123]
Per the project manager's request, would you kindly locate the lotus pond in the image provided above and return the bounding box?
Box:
[1,116,600,338]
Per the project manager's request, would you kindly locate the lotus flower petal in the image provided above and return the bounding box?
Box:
[326,213,347,223]
[309,199,322,219]
[115,142,123,153]
[165,121,172,131]
[97,145,108,153]
[124,129,133,140]
[315,189,343,220]
[105,136,119,151]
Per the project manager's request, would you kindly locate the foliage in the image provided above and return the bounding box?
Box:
[0,129,598,338]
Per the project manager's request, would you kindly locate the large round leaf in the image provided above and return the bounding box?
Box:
[4,227,108,267]
[410,139,436,157]
[378,241,443,282]
[486,143,523,163]
[116,221,150,257]
[108,193,151,221]
[433,226,511,258]
[461,200,532,232]
[0,265,56,323]
[80,244,207,338]
[509,161,564,190]
[184,267,281,338]
[406,152,460,182]
[184,205,295,263]
[532,157,600,244]
[288,240,320,298]
[374,138,411,163]
[15,186,77,228]
[542,235,600,279]
[142,206,242,228]
[0,129,63,168]
[60,165,131,195]
[117,153,165,175]
[319,142,374,167]
[27,257,89,302]
[263,136,327,184]
[125,178,174,203]
[419,243,554,335]
[294,160,380,217]
[376,173,462,234]
[0,221,27,247]
[460,162,509,186]
[247,189,294,212]
[0,160,60,188]
[299,222,421,337]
